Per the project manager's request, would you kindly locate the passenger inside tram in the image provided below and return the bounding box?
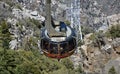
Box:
[49,43,58,54]
[59,21,67,32]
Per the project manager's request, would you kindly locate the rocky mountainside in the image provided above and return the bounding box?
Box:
[2,0,119,31]
[0,0,120,74]
[80,0,120,31]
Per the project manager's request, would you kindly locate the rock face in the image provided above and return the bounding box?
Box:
[0,2,13,21]
[80,0,120,31]
[104,57,120,74]
[107,13,120,26]
[112,38,120,48]
[12,8,45,21]
[96,0,120,15]
[15,0,120,31]
[70,32,120,73]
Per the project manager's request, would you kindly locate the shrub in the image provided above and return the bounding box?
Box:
[108,66,117,74]
[106,24,120,38]
[0,47,83,74]
[0,20,12,49]
[16,4,23,11]
[81,26,94,36]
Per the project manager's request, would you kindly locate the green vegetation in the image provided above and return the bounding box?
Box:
[15,4,23,11]
[29,18,43,29]
[81,26,94,36]
[14,18,42,50]
[89,31,105,49]
[0,0,22,11]
[0,20,11,49]
[106,24,120,39]
[76,64,84,73]
[0,0,15,7]
[108,66,117,74]
[0,47,84,74]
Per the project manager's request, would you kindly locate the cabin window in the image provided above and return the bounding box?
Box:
[60,42,68,54]
[49,43,58,54]
[68,38,76,51]
[41,39,49,51]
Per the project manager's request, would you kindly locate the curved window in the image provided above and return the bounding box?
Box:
[41,39,49,51]
[60,42,68,54]
[68,38,76,51]
[49,43,58,54]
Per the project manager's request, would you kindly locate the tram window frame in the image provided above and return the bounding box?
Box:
[49,42,58,54]
[60,42,68,54]
[42,39,49,50]
[68,38,76,51]
[73,38,76,46]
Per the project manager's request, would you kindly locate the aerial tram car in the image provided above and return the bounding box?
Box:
[40,0,77,60]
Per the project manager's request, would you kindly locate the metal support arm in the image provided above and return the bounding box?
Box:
[45,0,65,37]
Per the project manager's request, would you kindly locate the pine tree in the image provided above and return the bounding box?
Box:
[108,66,117,74]
[0,20,11,49]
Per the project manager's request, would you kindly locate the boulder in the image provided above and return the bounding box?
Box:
[101,44,112,54]
[112,38,120,48]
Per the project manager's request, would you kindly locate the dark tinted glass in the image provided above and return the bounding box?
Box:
[60,42,68,54]
[41,39,49,50]
[49,43,58,54]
